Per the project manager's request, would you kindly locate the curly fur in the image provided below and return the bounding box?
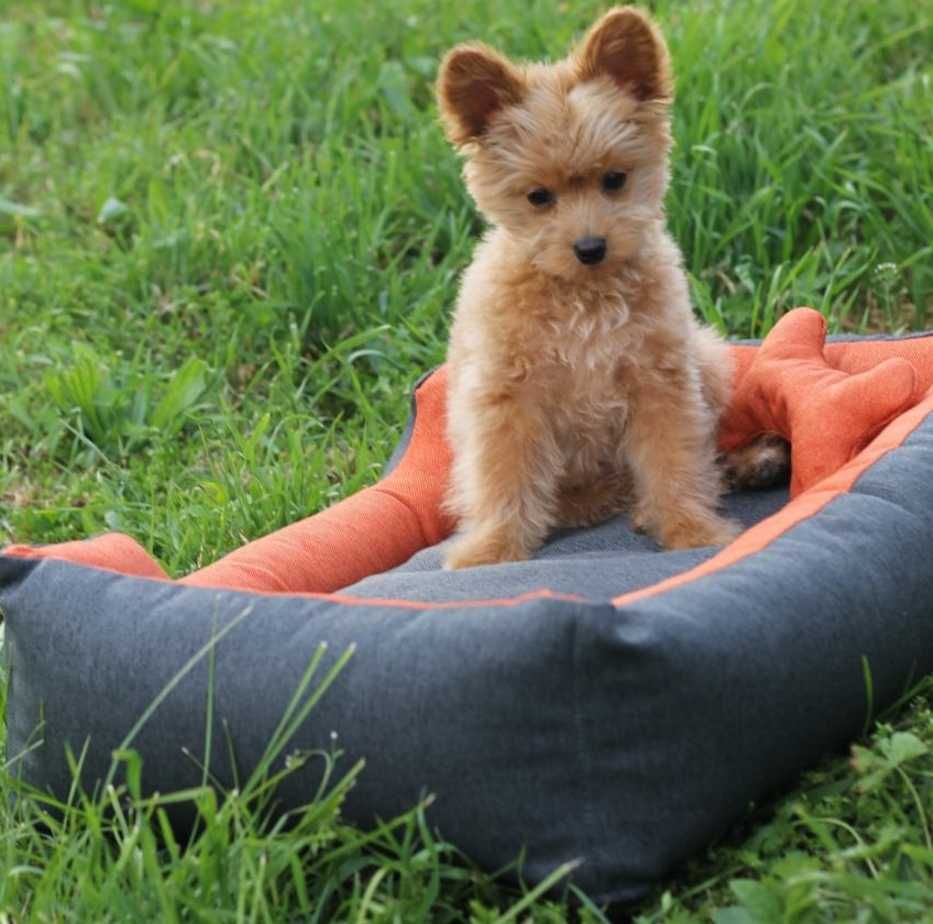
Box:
[437,6,743,568]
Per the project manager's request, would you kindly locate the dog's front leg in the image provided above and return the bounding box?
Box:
[625,372,739,550]
[444,389,559,569]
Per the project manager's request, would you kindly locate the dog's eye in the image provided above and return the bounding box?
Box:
[601,171,627,192]
[527,187,554,207]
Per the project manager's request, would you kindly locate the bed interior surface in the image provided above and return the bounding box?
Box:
[342,485,790,601]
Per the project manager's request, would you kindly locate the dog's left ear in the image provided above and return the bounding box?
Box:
[576,6,673,104]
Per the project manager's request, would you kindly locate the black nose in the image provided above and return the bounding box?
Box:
[573,236,607,265]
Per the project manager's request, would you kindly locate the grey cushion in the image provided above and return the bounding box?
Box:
[3,387,933,905]
[346,486,789,601]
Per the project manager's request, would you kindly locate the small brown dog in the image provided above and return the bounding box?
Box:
[437,6,756,570]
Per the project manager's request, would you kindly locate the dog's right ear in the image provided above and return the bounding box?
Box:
[437,44,526,147]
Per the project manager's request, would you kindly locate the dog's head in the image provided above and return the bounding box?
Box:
[437,7,674,282]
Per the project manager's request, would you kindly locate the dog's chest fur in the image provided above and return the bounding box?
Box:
[449,238,690,485]
[531,284,646,478]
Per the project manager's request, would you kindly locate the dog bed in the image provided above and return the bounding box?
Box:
[3,308,933,905]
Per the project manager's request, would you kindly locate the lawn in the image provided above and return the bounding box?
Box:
[1,0,931,919]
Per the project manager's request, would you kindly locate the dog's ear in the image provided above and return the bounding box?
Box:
[437,43,526,146]
[576,7,673,103]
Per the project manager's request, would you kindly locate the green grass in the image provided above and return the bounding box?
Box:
[0,0,931,919]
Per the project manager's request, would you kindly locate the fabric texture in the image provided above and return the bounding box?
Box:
[343,486,789,601]
[3,321,933,905]
[721,308,922,496]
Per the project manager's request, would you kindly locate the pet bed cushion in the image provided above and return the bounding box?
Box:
[3,310,933,906]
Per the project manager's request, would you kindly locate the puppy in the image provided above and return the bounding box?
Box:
[437,7,756,569]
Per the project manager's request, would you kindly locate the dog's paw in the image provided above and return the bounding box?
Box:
[658,513,740,550]
[629,505,652,534]
[443,528,530,570]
